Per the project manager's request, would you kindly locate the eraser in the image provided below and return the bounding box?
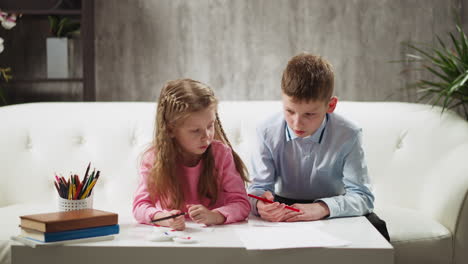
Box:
[148,231,174,242]
[173,236,198,244]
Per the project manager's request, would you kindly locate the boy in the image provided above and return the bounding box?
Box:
[248,53,389,240]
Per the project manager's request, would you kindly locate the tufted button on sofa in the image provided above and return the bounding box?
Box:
[1,101,467,264]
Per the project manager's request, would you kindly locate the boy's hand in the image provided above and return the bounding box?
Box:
[187,204,226,225]
[256,191,288,222]
[152,210,186,230]
[283,202,330,222]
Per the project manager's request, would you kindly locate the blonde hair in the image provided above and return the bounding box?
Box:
[147,78,249,210]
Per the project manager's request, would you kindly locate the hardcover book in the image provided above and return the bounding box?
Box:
[19,209,118,232]
[19,224,120,243]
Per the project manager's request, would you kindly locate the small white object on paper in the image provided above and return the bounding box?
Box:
[172,236,198,244]
[153,221,214,234]
[147,230,174,242]
[147,221,210,244]
[235,226,350,250]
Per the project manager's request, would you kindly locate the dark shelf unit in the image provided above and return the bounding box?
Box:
[10,78,83,83]
[4,0,95,101]
[3,10,82,15]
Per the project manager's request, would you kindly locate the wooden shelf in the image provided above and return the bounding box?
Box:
[10,78,84,83]
[4,0,95,102]
[3,9,81,15]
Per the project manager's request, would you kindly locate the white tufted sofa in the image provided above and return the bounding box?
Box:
[1,101,467,264]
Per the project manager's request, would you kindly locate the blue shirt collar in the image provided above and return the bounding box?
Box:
[285,114,328,143]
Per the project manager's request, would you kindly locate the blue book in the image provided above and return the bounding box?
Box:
[20,224,119,243]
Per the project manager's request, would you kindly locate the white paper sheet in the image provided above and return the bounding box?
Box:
[235,225,350,250]
[154,221,215,234]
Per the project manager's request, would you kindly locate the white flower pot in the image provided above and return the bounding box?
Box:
[46,37,69,78]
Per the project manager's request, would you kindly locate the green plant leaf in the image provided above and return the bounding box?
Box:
[57,17,70,37]
[436,35,447,50]
[432,90,448,108]
[0,87,6,105]
[456,25,468,60]
[48,16,59,36]
[449,32,463,58]
[442,92,456,111]
[436,48,457,67]
[420,80,448,89]
[407,43,441,64]
[397,21,468,120]
[416,88,437,103]
[448,70,468,94]
[61,20,81,38]
[425,65,452,83]
[49,17,81,38]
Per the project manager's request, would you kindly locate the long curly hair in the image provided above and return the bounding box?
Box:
[147,78,249,210]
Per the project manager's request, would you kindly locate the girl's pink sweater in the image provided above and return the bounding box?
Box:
[132,140,250,224]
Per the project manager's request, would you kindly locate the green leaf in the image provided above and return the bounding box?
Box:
[57,17,70,38]
[425,66,452,83]
[432,91,447,108]
[407,43,440,64]
[397,21,468,120]
[49,17,81,38]
[48,16,59,36]
[419,80,448,89]
[436,35,447,50]
[0,87,6,105]
[449,32,463,58]
[61,20,81,38]
[456,25,468,59]
[442,92,455,111]
[448,70,468,94]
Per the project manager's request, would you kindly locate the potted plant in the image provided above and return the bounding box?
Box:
[401,21,468,120]
[46,16,80,78]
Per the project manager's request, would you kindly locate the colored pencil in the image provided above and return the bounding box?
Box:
[248,194,301,212]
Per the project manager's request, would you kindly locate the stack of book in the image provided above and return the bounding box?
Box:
[16,209,119,246]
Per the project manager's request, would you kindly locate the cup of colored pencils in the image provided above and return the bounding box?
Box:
[55,162,101,211]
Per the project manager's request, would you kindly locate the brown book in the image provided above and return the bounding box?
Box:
[19,209,118,232]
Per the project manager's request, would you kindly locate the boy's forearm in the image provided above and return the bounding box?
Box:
[315,201,330,219]
[318,193,373,218]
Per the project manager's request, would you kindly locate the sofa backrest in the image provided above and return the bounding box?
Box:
[1,101,467,229]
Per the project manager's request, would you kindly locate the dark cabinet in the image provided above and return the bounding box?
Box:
[1,0,95,102]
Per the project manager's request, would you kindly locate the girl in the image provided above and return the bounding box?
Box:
[132,78,250,230]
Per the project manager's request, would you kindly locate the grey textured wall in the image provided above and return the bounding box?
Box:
[1,0,466,103]
[94,0,464,102]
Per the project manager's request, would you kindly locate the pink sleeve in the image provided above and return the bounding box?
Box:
[212,144,251,224]
[132,150,165,224]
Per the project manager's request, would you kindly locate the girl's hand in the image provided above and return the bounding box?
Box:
[187,204,226,225]
[152,210,186,230]
[283,202,330,222]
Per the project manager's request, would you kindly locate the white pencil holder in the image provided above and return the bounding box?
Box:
[58,194,93,211]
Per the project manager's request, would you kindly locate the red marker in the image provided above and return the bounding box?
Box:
[248,194,301,212]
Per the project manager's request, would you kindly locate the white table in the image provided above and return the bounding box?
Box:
[11,214,393,264]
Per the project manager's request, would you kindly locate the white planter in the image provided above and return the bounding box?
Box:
[46,37,69,78]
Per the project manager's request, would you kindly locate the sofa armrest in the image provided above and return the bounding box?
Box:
[454,190,468,264]
[416,144,468,264]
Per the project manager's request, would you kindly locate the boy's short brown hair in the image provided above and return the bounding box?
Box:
[281,53,334,102]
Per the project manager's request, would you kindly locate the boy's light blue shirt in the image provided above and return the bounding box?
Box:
[248,112,374,218]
